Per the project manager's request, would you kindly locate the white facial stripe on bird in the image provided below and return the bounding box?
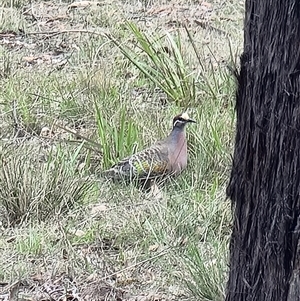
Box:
[173,119,185,127]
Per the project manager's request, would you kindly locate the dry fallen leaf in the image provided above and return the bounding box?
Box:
[69,229,85,236]
[68,1,101,9]
[23,56,38,64]
[201,1,213,8]
[148,244,159,252]
[149,182,164,200]
[147,5,174,16]
[40,126,55,137]
[91,203,108,214]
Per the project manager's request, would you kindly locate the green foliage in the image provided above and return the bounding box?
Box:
[2,0,26,8]
[0,144,94,226]
[94,103,139,168]
[0,6,25,30]
[183,241,227,301]
[0,51,13,79]
[110,22,197,107]
[15,227,45,255]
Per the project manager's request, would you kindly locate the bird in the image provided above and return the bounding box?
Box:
[103,112,196,187]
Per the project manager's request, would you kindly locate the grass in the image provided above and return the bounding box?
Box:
[0,0,243,300]
[111,22,197,107]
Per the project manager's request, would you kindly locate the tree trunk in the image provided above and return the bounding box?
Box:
[226,1,300,300]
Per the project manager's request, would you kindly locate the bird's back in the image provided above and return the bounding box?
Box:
[104,139,170,181]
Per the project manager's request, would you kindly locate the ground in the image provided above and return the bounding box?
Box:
[0,0,243,300]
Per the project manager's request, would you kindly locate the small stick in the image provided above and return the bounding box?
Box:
[25,29,108,37]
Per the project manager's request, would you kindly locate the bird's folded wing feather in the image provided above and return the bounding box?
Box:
[104,143,170,180]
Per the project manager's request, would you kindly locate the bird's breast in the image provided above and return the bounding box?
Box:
[168,140,188,174]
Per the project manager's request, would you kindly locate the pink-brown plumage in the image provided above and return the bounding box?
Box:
[167,129,188,175]
[104,112,196,185]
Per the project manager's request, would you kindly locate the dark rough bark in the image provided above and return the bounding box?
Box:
[226,1,300,301]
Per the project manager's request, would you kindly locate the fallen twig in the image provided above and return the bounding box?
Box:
[194,20,229,36]
[25,29,108,37]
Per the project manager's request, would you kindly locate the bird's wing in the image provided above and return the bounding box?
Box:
[105,142,170,180]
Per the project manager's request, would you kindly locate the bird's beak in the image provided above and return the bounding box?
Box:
[188,118,196,123]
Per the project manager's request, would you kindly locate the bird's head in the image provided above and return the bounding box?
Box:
[172,112,196,129]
